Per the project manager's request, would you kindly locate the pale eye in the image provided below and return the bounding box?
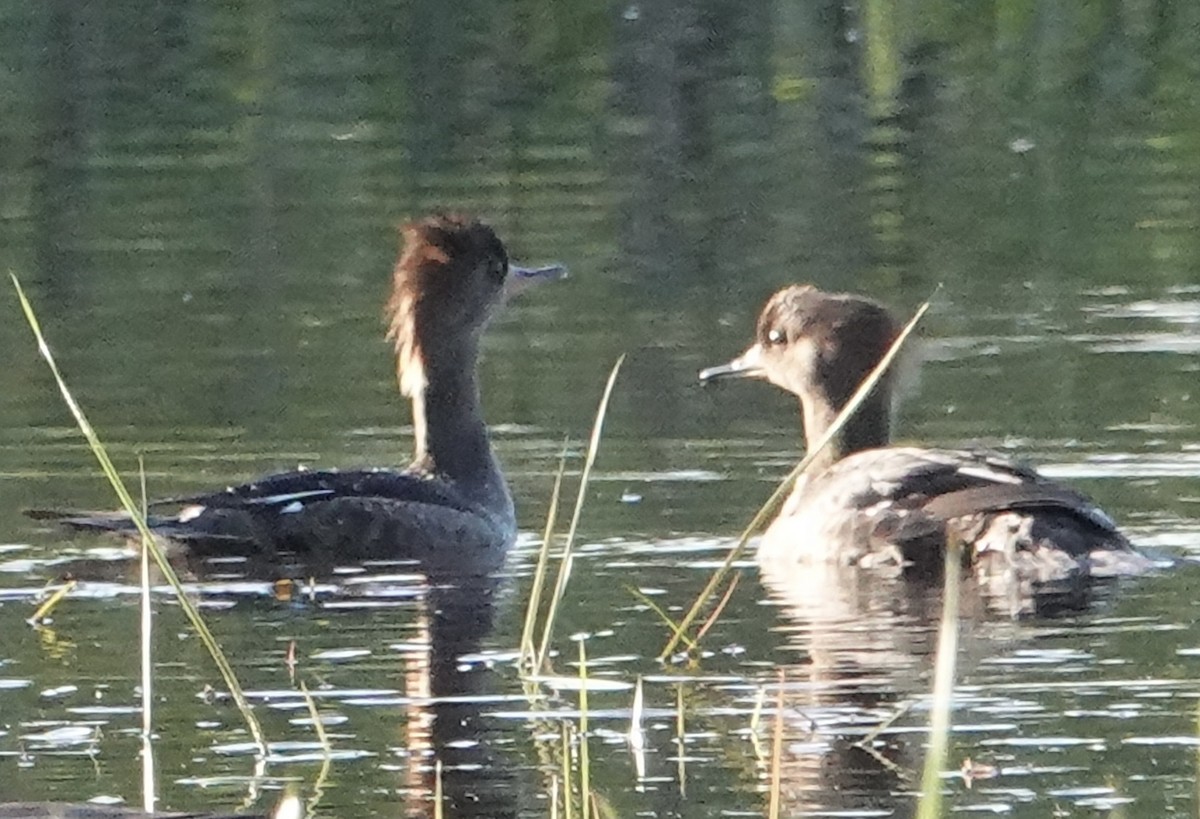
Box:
[767,328,786,345]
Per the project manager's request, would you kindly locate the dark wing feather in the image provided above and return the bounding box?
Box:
[922,482,1118,533]
[27,468,491,552]
[820,447,1123,546]
[152,468,479,516]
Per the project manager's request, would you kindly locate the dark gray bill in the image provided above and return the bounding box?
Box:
[504,263,568,298]
[698,344,766,384]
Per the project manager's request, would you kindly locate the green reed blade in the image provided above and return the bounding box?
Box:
[434,758,444,819]
[562,722,574,819]
[626,586,697,652]
[675,683,687,797]
[535,356,625,671]
[137,455,157,813]
[695,571,740,644]
[12,273,267,755]
[915,536,962,819]
[520,440,569,669]
[578,638,591,819]
[768,670,785,819]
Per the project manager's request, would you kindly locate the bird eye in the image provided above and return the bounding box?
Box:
[766,328,787,345]
[489,260,507,283]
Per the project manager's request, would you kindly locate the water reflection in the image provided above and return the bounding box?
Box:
[190,563,525,818]
[758,563,936,817]
[397,572,517,819]
[0,804,276,819]
[0,551,522,818]
[5,0,1200,814]
[755,557,1137,816]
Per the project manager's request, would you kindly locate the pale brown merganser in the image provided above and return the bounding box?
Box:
[700,285,1153,584]
[31,215,564,570]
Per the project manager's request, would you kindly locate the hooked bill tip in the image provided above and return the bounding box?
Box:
[699,356,764,384]
[698,363,735,384]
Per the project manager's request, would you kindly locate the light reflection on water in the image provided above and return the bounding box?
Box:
[3,0,1200,816]
[2,532,1198,816]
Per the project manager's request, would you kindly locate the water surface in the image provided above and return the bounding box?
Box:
[3,1,1200,817]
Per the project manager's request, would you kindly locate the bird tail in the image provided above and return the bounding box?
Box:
[25,508,143,533]
[25,507,251,545]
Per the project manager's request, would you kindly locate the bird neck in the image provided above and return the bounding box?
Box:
[408,341,500,493]
[800,386,891,471]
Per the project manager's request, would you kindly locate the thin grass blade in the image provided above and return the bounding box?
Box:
[694,571,740,644]
[138,455,156,814]
[675,683,687,797]
[768,670,785,819]
[561,722,574,819]
[535,356,625,670]
[578,638,591,819]
[28,579,76,625]
[626,587,697,652]
[434,758,444,819]
[520,441,569,668]
[915,537,962,819]
[12,274,267,754]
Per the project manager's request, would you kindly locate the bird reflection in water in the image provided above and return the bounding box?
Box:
[392,570,518,819]
[751,552,1119,816]
[6,553,523,819]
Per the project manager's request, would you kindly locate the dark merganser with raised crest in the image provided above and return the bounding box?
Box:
[30,215,564,570]
[700,285,1154,586]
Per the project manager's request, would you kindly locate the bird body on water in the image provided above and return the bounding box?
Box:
[29,215,564,573]
[700,285,1155,591]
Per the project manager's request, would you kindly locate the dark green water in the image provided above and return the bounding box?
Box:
[3,1,1200,817]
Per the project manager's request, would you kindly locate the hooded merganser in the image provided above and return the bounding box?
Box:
[30,215,564,569]
[700,285,1153,583]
